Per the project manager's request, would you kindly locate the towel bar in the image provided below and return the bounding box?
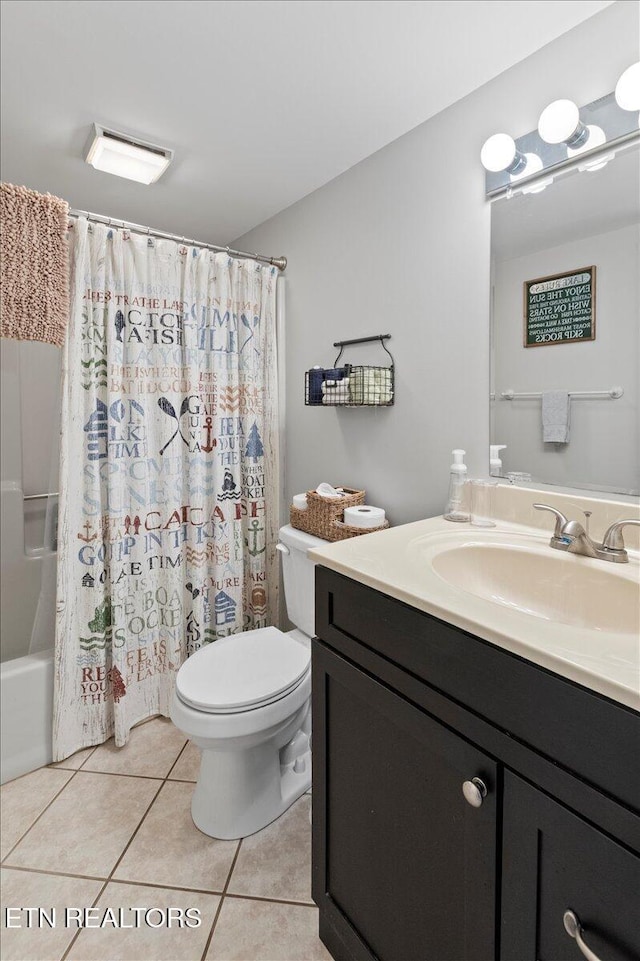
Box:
[500,387,623,400]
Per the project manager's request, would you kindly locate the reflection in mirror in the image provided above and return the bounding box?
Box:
[490,146,639,495]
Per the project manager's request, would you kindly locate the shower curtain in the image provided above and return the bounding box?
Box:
[53,219,279,759]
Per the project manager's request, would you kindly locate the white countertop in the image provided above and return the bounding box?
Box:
[309,515,640,712]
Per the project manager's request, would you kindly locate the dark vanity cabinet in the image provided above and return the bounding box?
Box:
[312,566,640,961]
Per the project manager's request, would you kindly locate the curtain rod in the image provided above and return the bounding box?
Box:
[67,208,287,272]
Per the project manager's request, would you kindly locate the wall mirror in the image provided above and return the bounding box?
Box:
[490,145,639,495]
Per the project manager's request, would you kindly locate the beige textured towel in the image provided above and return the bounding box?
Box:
[1,182,69,346]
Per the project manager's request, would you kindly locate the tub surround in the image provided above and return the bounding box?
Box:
[309,484,640,710]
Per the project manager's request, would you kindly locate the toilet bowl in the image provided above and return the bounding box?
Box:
[170,525,324,840]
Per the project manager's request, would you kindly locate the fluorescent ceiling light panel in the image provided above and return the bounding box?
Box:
[84,125,173,184]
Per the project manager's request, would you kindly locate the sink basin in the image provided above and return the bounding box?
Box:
[431,542,639,634]
[310,516,640,709]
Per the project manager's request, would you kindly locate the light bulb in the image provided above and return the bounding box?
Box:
[538,99,585,145]
[510,153,542,182]
[480,133,522,173]
[615,61,640,111]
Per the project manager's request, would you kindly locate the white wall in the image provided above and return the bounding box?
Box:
[233,2,638,525]
[493,223,639,492]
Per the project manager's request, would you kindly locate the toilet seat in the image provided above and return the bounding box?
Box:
[176,627,310,715]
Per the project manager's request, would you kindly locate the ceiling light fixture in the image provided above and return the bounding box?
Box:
[84,124,173,184]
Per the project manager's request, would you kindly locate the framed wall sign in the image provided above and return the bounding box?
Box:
[524,266,596,347]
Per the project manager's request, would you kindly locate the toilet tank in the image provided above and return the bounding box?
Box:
[278,524,326,638]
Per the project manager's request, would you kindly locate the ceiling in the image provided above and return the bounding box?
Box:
[0,0,612,245]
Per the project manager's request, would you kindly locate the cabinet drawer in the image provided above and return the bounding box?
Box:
[502,771,640,961]
[315,566,640,812]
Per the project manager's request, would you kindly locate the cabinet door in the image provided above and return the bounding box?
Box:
[312,641,497,961]
[502,772,640,961]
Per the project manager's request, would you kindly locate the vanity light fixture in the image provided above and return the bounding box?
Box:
[482,81,640,198]
[84,124,173,184]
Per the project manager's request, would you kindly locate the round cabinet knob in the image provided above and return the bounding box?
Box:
[462,777,488,808]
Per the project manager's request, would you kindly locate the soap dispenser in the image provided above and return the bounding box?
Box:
[489,445,506,477]
[444,449,470,522]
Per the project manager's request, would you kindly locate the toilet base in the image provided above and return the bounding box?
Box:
[190,711,312,840]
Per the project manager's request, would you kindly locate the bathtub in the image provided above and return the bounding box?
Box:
[1,650,54,783]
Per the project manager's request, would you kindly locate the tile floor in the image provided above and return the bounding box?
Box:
[0,717,331,961]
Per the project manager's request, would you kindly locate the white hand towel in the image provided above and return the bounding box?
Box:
[322,391,350,405]
[316,483,345,498]
[542,391,571,443]
[322,377,350,394]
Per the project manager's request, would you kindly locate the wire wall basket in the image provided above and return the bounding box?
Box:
[305,334,395,407]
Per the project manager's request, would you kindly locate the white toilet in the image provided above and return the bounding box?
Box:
[170,524,324,840]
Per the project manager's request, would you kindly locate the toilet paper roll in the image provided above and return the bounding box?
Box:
[343,505,386,529]
[292,493,308,510]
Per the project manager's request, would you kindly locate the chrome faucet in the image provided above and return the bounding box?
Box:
[533,504,640,564]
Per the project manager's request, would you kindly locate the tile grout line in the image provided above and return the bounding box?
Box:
[1,768,81,866]
[58,877,111,961]
[0,864,316,907]
[199,838,243,961]
[59,736,195,959]
[0,864,108,884]
[57,735,207,959]
[55,769,195,783]
[224,892,317,908]
[165,737,190,779]
[59,766,170,961]
[4,744,319,959]
[68,745,97,770]
[4,731,186,961]
[2,731,189,872]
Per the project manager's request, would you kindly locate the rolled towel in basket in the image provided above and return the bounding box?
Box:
[350,368,392,404]
[322,377,350,405]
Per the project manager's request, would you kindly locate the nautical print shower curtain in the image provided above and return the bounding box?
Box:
[53,218,279,759]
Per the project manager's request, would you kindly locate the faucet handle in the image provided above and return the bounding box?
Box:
[601,518,640,553]
[533,503,569,539]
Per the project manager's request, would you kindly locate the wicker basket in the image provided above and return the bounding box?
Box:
[329,518,390,541]
[290,487,368,541]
